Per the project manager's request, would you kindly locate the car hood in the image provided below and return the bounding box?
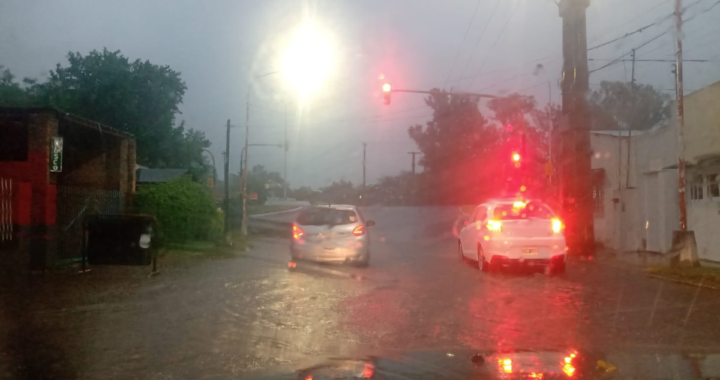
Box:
[242,347,720,380]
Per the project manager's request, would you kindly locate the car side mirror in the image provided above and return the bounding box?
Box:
[366,220,376,227]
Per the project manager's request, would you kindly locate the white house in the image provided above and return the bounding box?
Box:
[591,80,720,264]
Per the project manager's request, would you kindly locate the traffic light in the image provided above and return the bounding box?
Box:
[382,82,391,105]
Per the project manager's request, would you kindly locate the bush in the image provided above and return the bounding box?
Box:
[134,177,222,243]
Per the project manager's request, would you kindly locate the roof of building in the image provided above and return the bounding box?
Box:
[137,168,188,183]
[0,107,134,139]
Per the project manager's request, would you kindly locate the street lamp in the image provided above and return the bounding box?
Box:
[201,149,217,189]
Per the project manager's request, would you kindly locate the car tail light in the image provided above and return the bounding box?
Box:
[292,223,305,240]
[486,219,502,232]
[551,218,564,234]
[353,225,366,236]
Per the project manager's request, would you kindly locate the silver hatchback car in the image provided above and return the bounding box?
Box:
[290,205,375,267]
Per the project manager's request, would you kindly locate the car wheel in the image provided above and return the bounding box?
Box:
[477,245,489,272]
[458,240,465,261]
[355,252,370,268]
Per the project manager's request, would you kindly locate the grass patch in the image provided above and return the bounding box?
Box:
[645,265,720,289]
[164,235,249,258]
[247,205,298,215]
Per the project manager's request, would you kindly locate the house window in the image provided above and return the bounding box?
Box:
[690,175,704,200]
[708,174,719,198]
[593,186,604,215]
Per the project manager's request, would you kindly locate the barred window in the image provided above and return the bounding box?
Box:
[708,174,719,198]
[690,175,704,200]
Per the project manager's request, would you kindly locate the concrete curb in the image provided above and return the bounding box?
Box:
[646,273,720,291]
[250,207,302,218]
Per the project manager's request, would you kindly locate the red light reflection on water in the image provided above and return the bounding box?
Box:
[459,279,584,352]
[362,363,374,378]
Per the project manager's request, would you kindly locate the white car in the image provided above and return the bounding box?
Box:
[458,199,567,274]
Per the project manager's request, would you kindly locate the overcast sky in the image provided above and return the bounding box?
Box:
[2,0,719,188]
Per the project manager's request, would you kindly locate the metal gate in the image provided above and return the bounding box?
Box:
[56,186,124,259]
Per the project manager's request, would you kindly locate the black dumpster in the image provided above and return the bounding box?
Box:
[85,214,157,266]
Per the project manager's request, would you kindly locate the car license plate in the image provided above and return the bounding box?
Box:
[522,247,538,255]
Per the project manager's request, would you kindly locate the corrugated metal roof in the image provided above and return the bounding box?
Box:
[137,169,188,183]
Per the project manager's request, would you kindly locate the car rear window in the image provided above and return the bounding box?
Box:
[493,202,555,220]
[296,208,359,226]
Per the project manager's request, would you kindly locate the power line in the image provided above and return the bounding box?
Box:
[469,0,522,91]
[454,0,502,87]
[587,22,658,51]
[589,32,667,74]
[443,0,484,88]
[589,58,719,62]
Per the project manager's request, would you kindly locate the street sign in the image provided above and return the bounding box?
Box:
[50,137,63,172]
[249,193,258,200]
[207,177,214,188]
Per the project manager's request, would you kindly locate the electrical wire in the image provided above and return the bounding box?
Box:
[589,32,667,74]
[443,0,484,88]
[468,0,522,91]
[455,0,503,87]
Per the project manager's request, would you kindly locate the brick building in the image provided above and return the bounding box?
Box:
[0,107,136,270]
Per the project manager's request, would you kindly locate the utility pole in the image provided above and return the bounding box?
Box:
[672,0,697,264]
[675,0,687,231]
[283,103,288,199]
[559,0,594,256]
[224,119,231,244]
[362,143,367,202]
[408,151,421,175]
[626,48,636,189]
[241,94,250,236]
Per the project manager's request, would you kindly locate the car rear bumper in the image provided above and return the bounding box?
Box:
[490,254,566,268]
[290,243,368,263]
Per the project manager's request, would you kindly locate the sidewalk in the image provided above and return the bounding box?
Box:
[595,248,673,268]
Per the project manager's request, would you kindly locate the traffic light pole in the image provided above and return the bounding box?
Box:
[392,88,498,99]
[559,0,594,256]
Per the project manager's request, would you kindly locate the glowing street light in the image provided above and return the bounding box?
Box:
[279,19,337,100]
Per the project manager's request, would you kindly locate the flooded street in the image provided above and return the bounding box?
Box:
[3,207,720,379]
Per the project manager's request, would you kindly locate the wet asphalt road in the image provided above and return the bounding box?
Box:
[3,206,720,379]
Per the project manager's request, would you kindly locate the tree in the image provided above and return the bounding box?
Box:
[588,81,672,130]
[408,89,501,204]
[0,50,211,174]
[0,66,40,107]
[289,186,319,203]
[247,165,286,204]
[318,180,358,204]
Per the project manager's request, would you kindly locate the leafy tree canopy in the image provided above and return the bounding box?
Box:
[588,80,672,130]
[0,49,210,174]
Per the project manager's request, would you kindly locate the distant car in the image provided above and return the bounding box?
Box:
[458,199,566,274]
[290,205,375,267]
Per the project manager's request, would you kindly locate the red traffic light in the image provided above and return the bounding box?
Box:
[382,83,391,105]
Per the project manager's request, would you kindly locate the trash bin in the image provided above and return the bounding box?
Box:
[85,214,156,266]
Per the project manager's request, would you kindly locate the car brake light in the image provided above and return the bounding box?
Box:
[486,219,502,232]
[552,218,564,234]
[353,225,366,236]
[292,223,304,240]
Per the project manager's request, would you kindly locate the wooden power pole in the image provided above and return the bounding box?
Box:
[224,119,231,243]
[559,0,594,256]
[408,151,421,175]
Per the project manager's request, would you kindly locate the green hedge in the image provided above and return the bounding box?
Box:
[134,177,222,243]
